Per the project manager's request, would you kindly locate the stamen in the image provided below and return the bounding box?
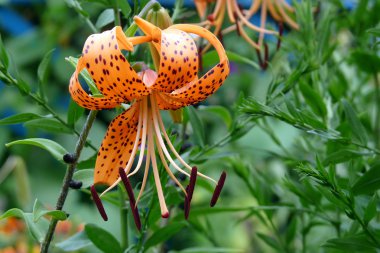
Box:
[210,171,227,207]
[233,12,241,36]
[91,185,108,221]
[184,167,197,219]
[276,22,284,51]
[263,43,269,70]
[119,168,141,231]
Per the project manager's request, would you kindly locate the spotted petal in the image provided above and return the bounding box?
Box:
[152,28,199,93]
[94,103,140,186]
[78,26,149,102]
[157,25,229,110]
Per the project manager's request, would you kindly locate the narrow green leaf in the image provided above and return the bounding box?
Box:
[144,222,187,249]
[96,9,115,29]
[367,28,380,37]
[67,99,85,126]
[117,0,131,17]
[198,105,232,129]
[323,149,364,165]
[55,231,92,252]
[168,248,243,253]
[324,236,377,252]
[350,51,380,73]
[15,78,31,95]
[37,49,54,100]
[203,50,260,69]
[256,233,281,251]
[352,162,380,195]
[0,113,45,125]
[6,138,68,162]
[24,118,73,134]
[342,99,368,144]
[85,224,123,253]
[73,169,94,188]
[186,106,205,147]
[299,82,327,118]
[364,195,377,224]
[32,199,67,222]
[77,154,97,169]
[0,34,9,70]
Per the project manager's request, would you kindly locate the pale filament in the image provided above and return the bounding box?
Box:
[151,94,217,183]
[135,137,151,207]
[259,0,268,47]
[148,107,169,217]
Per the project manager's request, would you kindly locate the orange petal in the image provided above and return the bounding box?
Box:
[152,28,199,93]
[158,24,229,109]
[69,59,123,110]
[94,102,140,186]
[160,59,229,109]
[79,26,149,101]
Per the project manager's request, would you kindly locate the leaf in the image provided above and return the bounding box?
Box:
[73,169,94,188]
[15,78,31,95]
[96,9,115,29]
[323,149,364,165]
[117,0,131,17]
[352,162,380,195]
[342,99,368,144]
[37,49,55,99]
[67,99,85,126]
[364,195,377,224]
[0,113,45,125]
[186,106,205,147]
[32,199,67,222]
[350,51,380,73]
[6,138,68,162]
[367,27,380,37]
[0,209,44,243]
[0,34,9,70]
[256,233,281,251]
[324,236,377,252]
[77,154,97,169]
[85,224,122,253]
[198,105,232,129]
[299,82,327,118]
[24,118,73,134]
[168,248,243,253]
[144,222,187,249]
[55,231,92,252]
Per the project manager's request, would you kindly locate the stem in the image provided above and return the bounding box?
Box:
[114,3,121,26]
[40,110,98,253]
[85,18,98,33]
[374,73,380,149]
[118,186,129,250]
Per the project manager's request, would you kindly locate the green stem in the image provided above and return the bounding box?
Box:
[114,3,121,26]
[85,18,98,33]
[118,186,129,250]
[40,110,98,253]
[374,73,380,149]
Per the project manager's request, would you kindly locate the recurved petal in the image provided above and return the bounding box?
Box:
[69,58,123,110]
[94,102,140,186]
[152,28,199,93]
[158,24,229,109]
[80,26,149,101]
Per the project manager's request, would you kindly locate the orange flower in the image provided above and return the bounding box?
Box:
[69,17,229,228]
[195,0,298,50]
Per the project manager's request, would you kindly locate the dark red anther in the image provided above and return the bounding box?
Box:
[255,48,263,68]
[119,168,141,231]
[262,43,269,70]
[233,12,241,36]
[207,14,215,23]
[91,185,108,221]
[198,46,203,72]
[217,32,224,47]
[210,171,227,207]
[276,23,284,51]
[188,167,197,201]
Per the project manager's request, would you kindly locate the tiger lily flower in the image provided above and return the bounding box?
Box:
[69,17,229,227]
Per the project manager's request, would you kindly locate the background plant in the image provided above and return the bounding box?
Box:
[0,0,380,253]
